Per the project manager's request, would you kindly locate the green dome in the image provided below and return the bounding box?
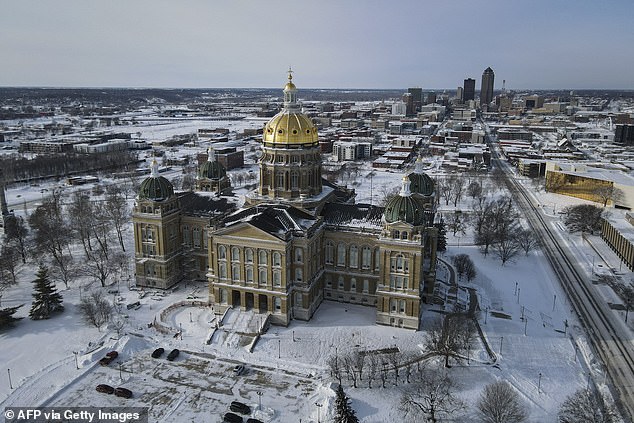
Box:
[384,194,427,225]
[198,160,226,180]
[139,176,174,201]
[408,172,434,196]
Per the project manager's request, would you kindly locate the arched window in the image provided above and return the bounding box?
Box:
[245,248,254,263]
[273,270,281,286]
[259,250,268,266]
[338,276,344,289]
[295,247,303,263]
[273,252,282,267]
[276,172,284,189]
[325,242,334,265]
[349,245,358,268]
[401,231,408,240]
[231,247,240,261]
[259,268,268,284]
[218,245,226,260]
[219,263,227,279]
[393,230,400,239]
[361,246,371,269]
[390,298,397,313]
[246,266,254,283]
[220,289,228,303]
[337,243,346,267]
[374,249,381,271]
[295,268,303,282]
[193,227,201,248]
[274,297,282,311]
[350,278,356,291]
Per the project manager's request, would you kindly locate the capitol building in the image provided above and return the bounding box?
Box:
[132,72,439,330]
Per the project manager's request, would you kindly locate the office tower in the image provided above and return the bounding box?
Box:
[480,67,495,107]
[426,92,437,105]
[456,87,464,102]
[615,124,634,146]
[463,78,475,101]
[408,87,423,112]
[402,92,414,116]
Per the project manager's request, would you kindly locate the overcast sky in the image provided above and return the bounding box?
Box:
[2,0,633,90]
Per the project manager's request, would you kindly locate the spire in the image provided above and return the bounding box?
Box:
[207,147,215,162]
[415,156,424,174]
[150,159,159,177]
[399,175,412,197]
[283,67,298,110]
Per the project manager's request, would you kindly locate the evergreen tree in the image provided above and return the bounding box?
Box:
[435,218,447,252]
[334,385,360,423]
[0,304,24,329]
[29,267,64,320]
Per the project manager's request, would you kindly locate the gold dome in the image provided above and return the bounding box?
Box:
[263,111,318,146]
[262,69,318,146]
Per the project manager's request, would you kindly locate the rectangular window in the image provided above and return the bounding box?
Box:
[363,279,369,293]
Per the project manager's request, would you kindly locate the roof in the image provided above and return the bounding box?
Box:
[177,192,236,217]
[138,176,174,201]
[321,203,384,230]
[224,204,320,239]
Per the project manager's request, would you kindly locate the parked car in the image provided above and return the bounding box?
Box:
[223,412,243,423]
[233,364,245,376]
[151,347,165,358]
[246,419,263,423]
[230,401,251,415]
[167,348,180,361]
[95,384,114,394]
[114,387,133,399]
[99,351,118,366]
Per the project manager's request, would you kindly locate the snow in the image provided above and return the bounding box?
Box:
[1,123,631,421]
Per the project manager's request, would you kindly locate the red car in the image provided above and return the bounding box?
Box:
[99,351,118,366]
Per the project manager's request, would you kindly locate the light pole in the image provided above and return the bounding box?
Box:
[8,369,13,389]
[278,339,281,359]
[499,337,503,355]
[73,351,79,369]
[257,390,263,411]
[119,363,123,381]
[538,372,542,393]
[315,402,322,423]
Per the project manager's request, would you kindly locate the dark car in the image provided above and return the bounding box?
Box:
[95,384,114,394]
[114,387,133,399]
[230,401,251,415]
[167,348,180,361]
[99,351,118,366]
[151,347,165,358]
[246,419,263,423]
[223,412,243,423]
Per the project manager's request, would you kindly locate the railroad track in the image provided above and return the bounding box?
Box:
[494,154,634,421]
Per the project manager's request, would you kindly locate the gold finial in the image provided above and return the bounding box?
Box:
[287,66,293,82]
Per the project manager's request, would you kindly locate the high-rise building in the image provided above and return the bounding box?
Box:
[456,87,464,102]
[402,92,415,116]
[463,78,475,101]
[408,87,423,112]
[426,92,437,105]
[480,67,495,107]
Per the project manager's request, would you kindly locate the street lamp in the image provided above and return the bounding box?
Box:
[315,402,322,423]
[8,369,13,389]
[278,339,281,359]
[73,351,79,369]
[256,390,263,411]
[538,372,542,393]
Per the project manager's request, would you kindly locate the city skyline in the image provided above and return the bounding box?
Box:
[2,0,634,90]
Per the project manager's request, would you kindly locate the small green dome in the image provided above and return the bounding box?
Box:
[139,176,174,201]
[138,159,174,201]
[384,176,427,225]
[408,172,434,196]
[198,160,226,180]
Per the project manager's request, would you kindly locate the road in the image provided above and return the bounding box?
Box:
[488,138,634,421]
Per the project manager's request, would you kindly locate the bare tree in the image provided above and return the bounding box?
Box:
[453,254,476,281]
[517,229,539,255]
[426,314,477,367]
[477,381,528,423]
[494,233,523,266]
[558,388,617,423]
[4,215,29,263]
[104,185,129,251]
[452,175,466,207]
[467,180,483,200]
[341,353,359,388]
[379,186,400,207]
[79,290,113,329]
[563,204,603,234]
[0,241,21,285]
[366,353,379,389]
[399,368,464,423]
[84,249,127,287]
[592,184,623,208]
[438,176,456,206]
[328,354,344,385]
[446,212,467,237]
[67,192,95,256]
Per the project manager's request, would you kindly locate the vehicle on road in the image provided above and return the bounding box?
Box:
[223,412,243,423]
[95,384,114,394]
[114,387,133,399]
[167,348,180,361]
[151,347,165,358]
[230,401,251,415]
[99,351,118,366]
